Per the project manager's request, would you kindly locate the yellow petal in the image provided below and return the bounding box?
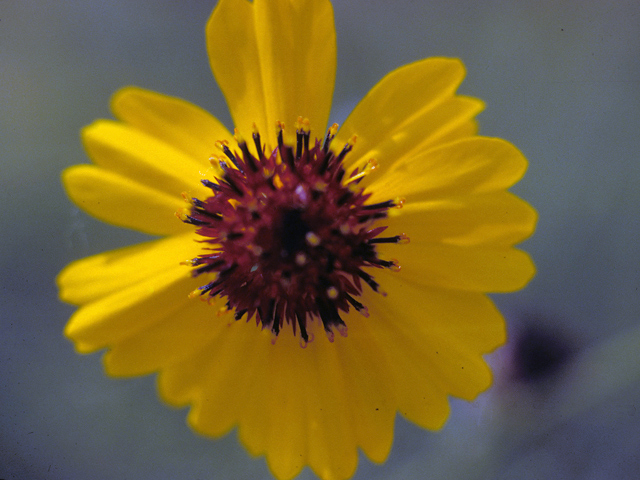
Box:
[156,332,231,408]
[235,335,274,457]
[384,191,537,247]
[304,338,359,480]
[334,315,396,464]
[335,58,480,173]
[364,308,452,430]
[207,0,267,140]
[82,120,211,198]
[253,0,336,142]
[367,136,528,203]
[375,239,535,294]
[62,165,189,235]
[64,263,200,354]
[367,272,506,404]
[263,336,310,480]
[392,245,534,292]
[377,270,506,353]
[102,297,225,376]
[207,0,336,145]
[347,96,483,183]
[111,86,233,163]
[185,322,273,437]
[57,233,200,305]
[436,117,479,146]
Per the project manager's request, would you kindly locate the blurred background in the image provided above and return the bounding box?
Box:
[2,0,640,478]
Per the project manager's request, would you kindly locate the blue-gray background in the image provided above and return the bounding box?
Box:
[3,1,640,479]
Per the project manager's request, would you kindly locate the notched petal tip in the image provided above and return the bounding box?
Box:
[509,249,537,291]
[110,85,151,113]
[56,260,82,306]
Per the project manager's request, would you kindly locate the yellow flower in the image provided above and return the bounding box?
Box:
[57,0,536,479]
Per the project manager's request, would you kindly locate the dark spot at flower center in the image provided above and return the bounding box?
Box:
[180,118,408,346]
[280,209,309,257]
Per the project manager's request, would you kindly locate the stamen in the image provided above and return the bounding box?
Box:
[323,123,339,153]
[234,129,257,172]
[193,259,225,276]
[346,158,378,185]
[337,323,348,337]
[276,121,285,150]
[358,270,380,292]
[181,192,193,204]
[296,311,309,343]
[295,119,303,159]
[389,259,402,273]
[222,175,244,197]
[252,123,266,162]
[336,135,357,164]
[362,200,395,211]
[368,234,410,244]
[295,116,311,160]
[345,293,370,317]
[301,117,310,155]
[183,214,208,226]
[201,179,221,192]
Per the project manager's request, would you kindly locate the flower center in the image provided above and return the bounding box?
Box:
[180,118,407,346]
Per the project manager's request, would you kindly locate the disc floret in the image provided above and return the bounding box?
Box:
[181,119,407,345]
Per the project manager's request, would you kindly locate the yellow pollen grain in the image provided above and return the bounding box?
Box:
[314,181,327,192]
[395,197,406,208]
[215,140,229,151]
[389,259,402,273]
[326,286,339,299]
[247,199,259,211]
[233,128,245,144]
[295,253,307,265]
[305,232,321,247]
[348,156,377,178]
[348,159,377,183]
[181,192,193,204]
[397,233,411,244]
[261,167,274,179]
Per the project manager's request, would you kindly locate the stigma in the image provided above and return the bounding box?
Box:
[180,118,407,345]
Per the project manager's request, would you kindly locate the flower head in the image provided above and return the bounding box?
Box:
[57,1,536,479]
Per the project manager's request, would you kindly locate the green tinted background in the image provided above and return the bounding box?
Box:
[2,1,640,479]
